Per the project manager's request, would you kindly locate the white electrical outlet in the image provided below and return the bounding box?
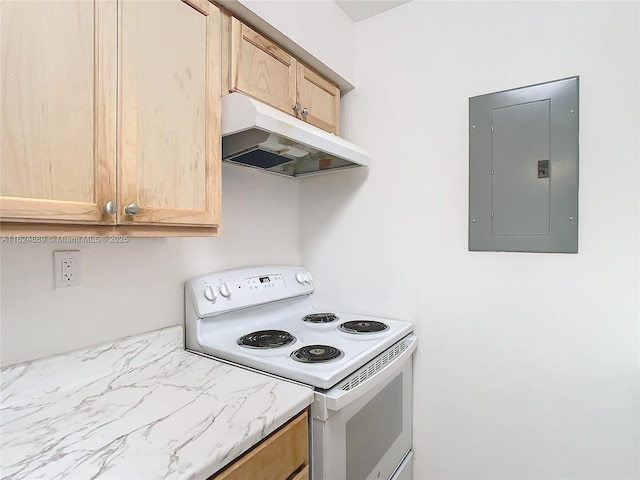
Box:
[53,250,82,289]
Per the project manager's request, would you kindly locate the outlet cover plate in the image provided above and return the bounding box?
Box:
[53,250,81,289]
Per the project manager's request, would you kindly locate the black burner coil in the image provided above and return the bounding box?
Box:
[303,313,339,324]
[291,345,344,363]
[237,330,295,349]
[338,321,389,334]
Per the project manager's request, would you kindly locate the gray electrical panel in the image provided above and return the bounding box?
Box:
[468,76,579,253]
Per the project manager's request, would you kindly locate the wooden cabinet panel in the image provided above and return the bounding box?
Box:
[229,17,297,117]
[290,465,309,480]
[118,0,220,226]
[1,0,221,234]
[0,0,117,223]
[227,17,340,135]
[213,410,309,480]
[296,63,340,135]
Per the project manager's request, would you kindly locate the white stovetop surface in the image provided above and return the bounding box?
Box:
[186,266,414,389]
[0,325,313,480]
[193,299,414,389]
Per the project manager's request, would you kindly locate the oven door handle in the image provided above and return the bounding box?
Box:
[322,335,417,412]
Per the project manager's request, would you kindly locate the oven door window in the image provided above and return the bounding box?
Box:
[346,375,403,480]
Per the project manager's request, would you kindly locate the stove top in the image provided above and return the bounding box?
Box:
[185,266,414,389]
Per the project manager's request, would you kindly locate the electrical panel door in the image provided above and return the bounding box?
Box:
[469,77,579,253]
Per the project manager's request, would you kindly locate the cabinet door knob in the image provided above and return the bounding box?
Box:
[102,201,117,215]
[292,103,301,113]
[124,203,140,216]
[301,107,309,116]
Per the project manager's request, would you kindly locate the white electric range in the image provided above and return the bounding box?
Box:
[185,266,416,480]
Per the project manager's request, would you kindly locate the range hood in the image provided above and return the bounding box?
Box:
[221,93,370,178]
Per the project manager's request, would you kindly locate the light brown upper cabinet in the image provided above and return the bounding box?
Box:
[296,63,341,136]
[1,0,116,225]
[228,18,340,135]
[1,0,221,233]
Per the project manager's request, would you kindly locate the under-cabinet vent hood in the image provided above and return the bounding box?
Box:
[221,93,370,178]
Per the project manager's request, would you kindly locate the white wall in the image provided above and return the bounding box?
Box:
[0,163,300,366]
[301,1,639,479]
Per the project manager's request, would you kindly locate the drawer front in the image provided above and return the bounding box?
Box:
[290,465,309,480]
[214,410,309,480]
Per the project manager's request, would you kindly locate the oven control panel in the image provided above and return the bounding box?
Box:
[246,274,286,292]
[186,266,314,317]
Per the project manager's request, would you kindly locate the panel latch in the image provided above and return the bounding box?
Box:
[538,160,550,178]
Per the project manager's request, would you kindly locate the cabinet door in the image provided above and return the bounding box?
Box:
[229,18,297,117]
[296,63,340,135]
[0,0,117,224]
[118,0,221,227]
[213,411,308,480]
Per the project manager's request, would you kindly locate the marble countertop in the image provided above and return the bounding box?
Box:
[0,325,314,480]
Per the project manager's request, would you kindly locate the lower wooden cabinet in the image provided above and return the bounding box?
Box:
[290,465,310,480]
[212,410,309,480]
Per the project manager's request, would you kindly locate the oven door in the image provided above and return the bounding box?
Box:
[311,335,416,480]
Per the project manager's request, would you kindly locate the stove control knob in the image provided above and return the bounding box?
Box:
[304,272,313,284]
[203,284,217,302]
[219,282,232,298]
[295,272,305,284]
